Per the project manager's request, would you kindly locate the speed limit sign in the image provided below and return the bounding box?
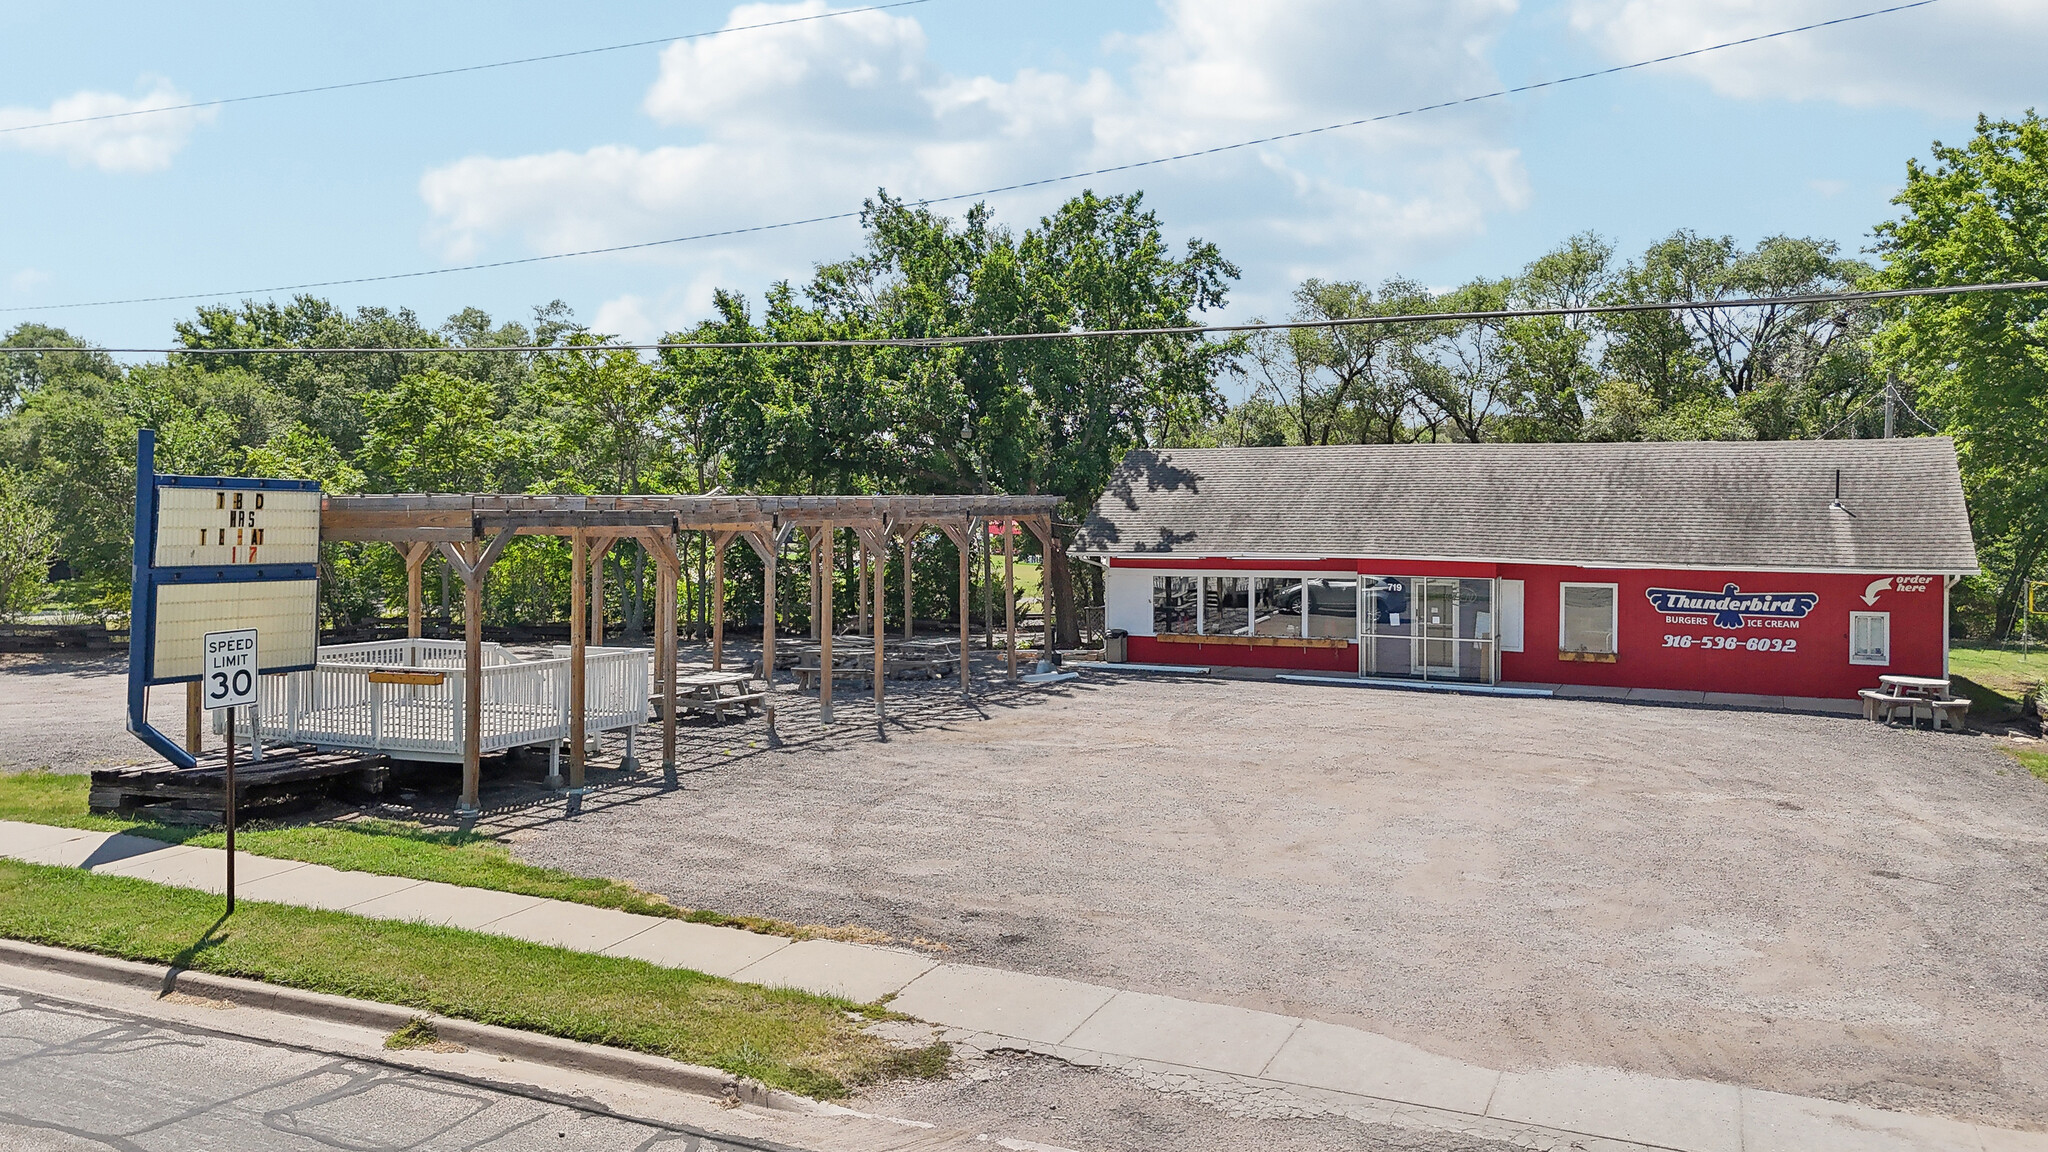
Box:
[201,629,259,711]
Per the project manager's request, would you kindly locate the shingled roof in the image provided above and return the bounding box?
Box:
[1074,440,1978,573]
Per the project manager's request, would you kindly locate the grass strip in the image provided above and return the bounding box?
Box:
[2008,748,2048,783]
[0,771,685,918]
[0,771,910,944]
[0,858,943,1097]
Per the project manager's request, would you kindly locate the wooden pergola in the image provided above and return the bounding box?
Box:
[321,493,1063,815]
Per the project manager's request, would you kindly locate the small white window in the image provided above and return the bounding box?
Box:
[1560,583,1618,655]
[1850,611,1890,666]
[1500,579,1525,653]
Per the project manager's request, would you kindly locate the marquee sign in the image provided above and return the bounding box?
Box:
[1644,583,1819,630]
[126,429,321,769]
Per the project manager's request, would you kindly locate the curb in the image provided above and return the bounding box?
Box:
[0,938,807,1113]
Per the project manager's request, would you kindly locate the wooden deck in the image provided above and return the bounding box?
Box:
[90,746,389,824]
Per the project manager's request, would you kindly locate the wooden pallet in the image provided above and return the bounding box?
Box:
[90,746,390,825]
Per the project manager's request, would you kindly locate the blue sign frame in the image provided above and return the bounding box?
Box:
[126,429,321,768]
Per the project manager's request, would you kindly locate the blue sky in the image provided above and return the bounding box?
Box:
[1,0,2040,357]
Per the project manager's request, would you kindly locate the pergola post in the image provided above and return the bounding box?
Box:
[710,532,732,671]
[902,529,915,640]
[568,530,588,814]
[814,525,834,724]
[435,531,511,818]
[857,542,869,636]
[809,540,822,640]
[1025,516,1056,661]
[1003,518,1018,681]
[648,532,680,786]
[743,528,782,746]
[940,521,974,698]
[588,536,616,648]
[185,681,202,754]
[856,526,889,737]
[396,540,430,640]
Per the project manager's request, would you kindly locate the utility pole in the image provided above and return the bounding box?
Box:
[1883,375,1896,439]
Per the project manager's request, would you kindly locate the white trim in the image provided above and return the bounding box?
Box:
[1500,578,1525,653]
[1850,610,1891,666]
[1559,582,1619,655]
[1091,553,1979,577]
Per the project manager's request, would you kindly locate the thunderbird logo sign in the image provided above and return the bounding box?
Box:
[1644,583,1820,629]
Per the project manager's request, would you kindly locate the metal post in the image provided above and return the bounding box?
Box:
[224,708,237,915]
[1883,376,1896,439]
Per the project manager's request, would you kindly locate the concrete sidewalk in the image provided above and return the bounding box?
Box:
[2,819,2037,1152]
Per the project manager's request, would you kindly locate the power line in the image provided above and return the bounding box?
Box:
[7,279,2040,356]
[2,0,1943,316]
[0,1,935,137]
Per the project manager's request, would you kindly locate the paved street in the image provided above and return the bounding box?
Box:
[0,988,788,1152]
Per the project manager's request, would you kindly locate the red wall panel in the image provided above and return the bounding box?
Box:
[1501,564,1946,699]
[1108,557,1948,699]
[1126,635,1359,673]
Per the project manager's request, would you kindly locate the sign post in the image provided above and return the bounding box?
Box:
[202,629,258,913]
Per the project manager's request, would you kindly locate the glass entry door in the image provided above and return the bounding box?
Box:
[1360,577,1413,677]
[1358,575,1496,683]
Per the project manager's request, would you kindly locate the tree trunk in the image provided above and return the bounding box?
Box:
[1049,525,1080,650]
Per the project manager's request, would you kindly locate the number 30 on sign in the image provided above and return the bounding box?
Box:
[202,629,259,711]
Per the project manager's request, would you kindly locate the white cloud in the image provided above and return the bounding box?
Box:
[1567,0,2048,116]
[7,268,51,295]
[0,80,213,172]
[419,0,1530,318]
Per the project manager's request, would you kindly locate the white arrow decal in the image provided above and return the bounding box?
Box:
[1861,577,1893,606]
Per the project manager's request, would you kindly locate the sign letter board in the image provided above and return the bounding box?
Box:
[127,429,321,768]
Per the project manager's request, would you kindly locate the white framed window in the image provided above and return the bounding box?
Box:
[1850,611,1890,666]
[1559,583,1618,655]
[1500,579,1525,653]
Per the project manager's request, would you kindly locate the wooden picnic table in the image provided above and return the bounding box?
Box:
[1863,674,1969,730]
[672,669,766,722]
[1879,674,1951,697]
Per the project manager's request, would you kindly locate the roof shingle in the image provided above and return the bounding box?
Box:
[1074,440,1977,573]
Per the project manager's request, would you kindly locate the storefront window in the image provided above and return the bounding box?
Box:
[1152,576,1198,634]
[1560,584,1617,654]
[1251,578,1306,637]
[1202,576,1249,636]
[1304,578,1357,639]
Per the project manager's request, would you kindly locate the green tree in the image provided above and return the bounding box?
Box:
[0,473,56,621]
[1872,112,2048,637]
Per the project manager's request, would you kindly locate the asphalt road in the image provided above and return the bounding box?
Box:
[0,988,791,1152]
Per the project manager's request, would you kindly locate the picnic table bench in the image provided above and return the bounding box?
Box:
[669,670,766,722]
[1860,674,1971,731]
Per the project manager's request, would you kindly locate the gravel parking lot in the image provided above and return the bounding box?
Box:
[11,648,2048,1130]
[513,660,2048,1129]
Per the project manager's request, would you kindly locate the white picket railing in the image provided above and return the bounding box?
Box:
[224,640,651,762]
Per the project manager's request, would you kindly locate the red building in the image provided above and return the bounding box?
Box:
[1076,441,1976,700]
